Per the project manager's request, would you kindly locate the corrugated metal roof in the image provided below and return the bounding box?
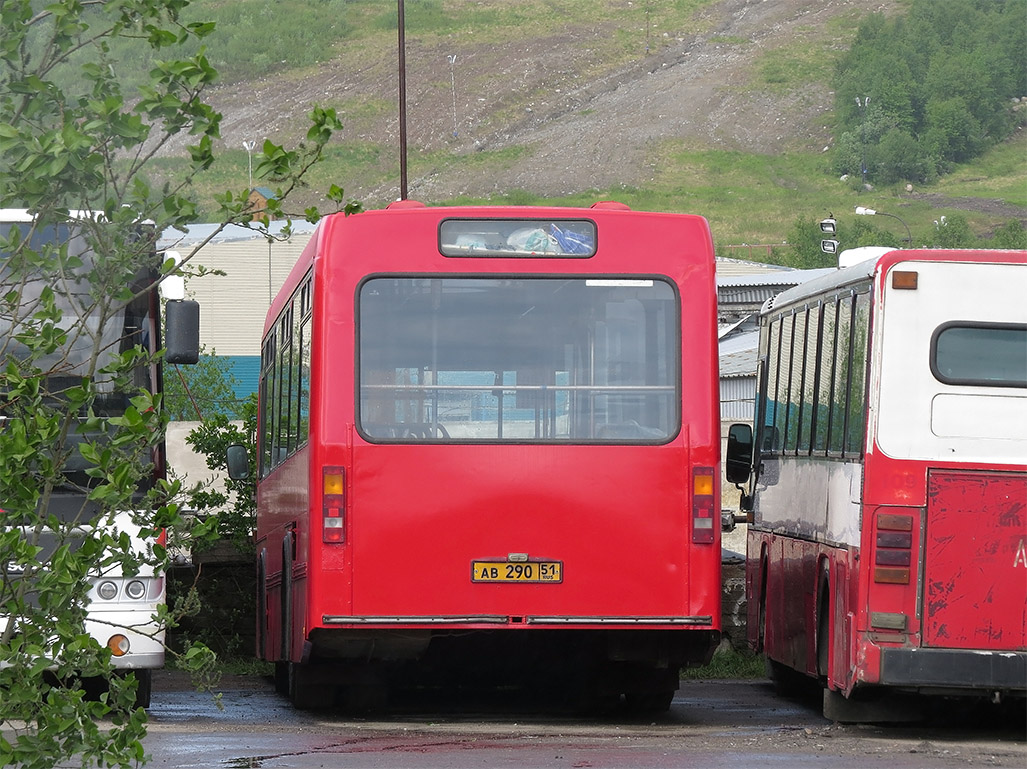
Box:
[718,328,759,377]
[159,219,317,248]
[715,257,795,277]
[763,259,881,313]
[717,267,835,288]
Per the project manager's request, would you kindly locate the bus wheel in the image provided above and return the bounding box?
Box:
[273,661,289,696]
[624,688,674,714]
[340,682,389,713]
[823,688,925,723]
[132,669,152,709]
[624,667,677,714]
[289,662,336,710]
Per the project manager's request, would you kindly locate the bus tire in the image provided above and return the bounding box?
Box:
[132,669,152,709]
[289,662,336,710]
[823,688,925,723]
[274,661,289,696]
[624,688,675,714]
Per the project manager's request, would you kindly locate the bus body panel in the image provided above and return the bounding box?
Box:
[341,443,696,619]
[923,470,1026,651]
[746,249,1027,708]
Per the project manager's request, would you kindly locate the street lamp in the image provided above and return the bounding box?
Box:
[242,140,256,191]
[855,96,870,188]
[854,206,911,245]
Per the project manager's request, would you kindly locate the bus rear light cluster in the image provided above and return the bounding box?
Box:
[323,466,346,544]
[692,467,716,544]
[874,512,913,584]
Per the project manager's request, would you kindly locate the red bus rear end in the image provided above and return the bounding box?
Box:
[253,202,721,710]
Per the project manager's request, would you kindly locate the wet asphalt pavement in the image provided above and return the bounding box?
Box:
[141,673,1026,768]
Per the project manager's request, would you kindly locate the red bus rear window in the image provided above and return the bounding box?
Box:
[358,276,678,443]
[439,219,596,258]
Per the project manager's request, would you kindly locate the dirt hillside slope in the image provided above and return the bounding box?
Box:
[199,0,900,205]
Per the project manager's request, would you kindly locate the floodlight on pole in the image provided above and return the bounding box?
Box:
[854,205,911,244]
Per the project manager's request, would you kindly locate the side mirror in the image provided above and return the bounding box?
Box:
[725,423,753,485]
[226,444,250,480]
[165,299,200,365]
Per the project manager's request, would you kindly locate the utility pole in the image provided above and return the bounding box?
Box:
[398,0,408,200]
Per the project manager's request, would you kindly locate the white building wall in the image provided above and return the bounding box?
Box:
[181,233,313,357]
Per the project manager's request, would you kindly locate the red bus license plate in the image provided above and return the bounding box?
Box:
[471,561,562,583]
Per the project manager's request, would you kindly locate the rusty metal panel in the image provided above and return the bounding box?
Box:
[923,471,1027,651]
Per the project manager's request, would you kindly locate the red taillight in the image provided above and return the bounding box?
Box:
[692,467,716,544]
[323,466,345,544]
[874,512,913,584]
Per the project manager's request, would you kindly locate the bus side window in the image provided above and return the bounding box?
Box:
[813,298,839,454]
[783,310,805,453]
[845,292,871,456]
[763,316,785,452]
[828,296,852,454]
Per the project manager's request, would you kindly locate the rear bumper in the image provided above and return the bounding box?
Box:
[85,612,166,670]
[880,647,1027,693]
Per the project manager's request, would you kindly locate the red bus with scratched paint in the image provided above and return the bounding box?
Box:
[234,201,722,711]
[726,248,1027,721]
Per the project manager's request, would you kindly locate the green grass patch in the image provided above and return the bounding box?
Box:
[932,132,1027,207]
[217,657,274,677]
[681,645,766,680]
[429,136,1024,253]
[755,34,844,92]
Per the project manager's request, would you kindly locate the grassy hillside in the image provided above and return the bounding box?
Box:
[135,0,1025,255]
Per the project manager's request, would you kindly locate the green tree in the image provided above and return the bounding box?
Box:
[930,214,976,248]
[833,0,1026,183]
[784,216,895,268]
[0,1,351,766]
[183,395,258,554]
[990,219,1027,250]
[163,351,244,421]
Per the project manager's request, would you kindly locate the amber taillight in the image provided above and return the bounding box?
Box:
[323,466,345,543]
[692,467,716,544]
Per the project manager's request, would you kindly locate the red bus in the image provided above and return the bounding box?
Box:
[726,248,1027,721]
[231,201,722,711]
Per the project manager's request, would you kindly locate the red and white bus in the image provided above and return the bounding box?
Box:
[231,201,722,710]
[726,248,1027,721]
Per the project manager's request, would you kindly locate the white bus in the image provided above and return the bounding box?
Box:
[1,210,198,707]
